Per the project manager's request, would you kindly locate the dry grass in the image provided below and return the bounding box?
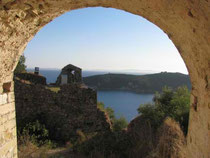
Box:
[18,133,52,158]
[18,143,84,158]
[46,87,61,93]
[148,118,187,158]
[18,132,86,158]
[18,141,50,158]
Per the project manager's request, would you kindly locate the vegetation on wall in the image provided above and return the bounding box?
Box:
[97,102,128,131]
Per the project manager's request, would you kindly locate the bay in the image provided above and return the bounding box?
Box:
[97,91,154,122]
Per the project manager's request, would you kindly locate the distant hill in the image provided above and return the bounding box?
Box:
[83,72,191,93]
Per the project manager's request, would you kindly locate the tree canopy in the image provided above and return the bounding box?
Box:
[14,55,27,74]
[138,86,190,134]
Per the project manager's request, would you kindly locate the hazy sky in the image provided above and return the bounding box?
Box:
[24,7,188,74]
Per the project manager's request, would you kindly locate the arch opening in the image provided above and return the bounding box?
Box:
[16,7,191,158]
[0,1,210,158]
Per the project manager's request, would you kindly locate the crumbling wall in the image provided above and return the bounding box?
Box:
[56,64,82,85]
[15,73,46,85]
[0,0,209,157]
[14,79,110,143]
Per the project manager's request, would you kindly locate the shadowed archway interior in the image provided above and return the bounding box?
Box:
[0,0,209,158]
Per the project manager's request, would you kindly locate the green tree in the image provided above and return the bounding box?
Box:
[97,102,115,121]
[97,102,106,112]
[138,86,190,134]
[138,103,164,129]
[97,102,128,131]
[106,107,115,121]
[18,120,50,147]
[14,55,27,74]
[112,116,128,132]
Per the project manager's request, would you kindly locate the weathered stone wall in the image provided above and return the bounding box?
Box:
[15,73,46,85]
[14,79,110,143]
[0,0,209,157]
[56,64,82,85]
[0,81,17,158]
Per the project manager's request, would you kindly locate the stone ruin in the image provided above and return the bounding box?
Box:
[13,66,111,149]
[56,64,82,85]
[14,78,111,144]
[15,73,46,85]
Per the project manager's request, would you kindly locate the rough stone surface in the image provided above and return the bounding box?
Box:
[15,73,46,85]
[2,94,8,105]
[0,0,209,157]
[56,64,82,85]
[0,79,17,158]
[0,94,3,105]
[14,78,111,143]
[0,84,3,94]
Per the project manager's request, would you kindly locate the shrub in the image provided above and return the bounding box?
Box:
[106,107,115,121]
[18,120,55,148]
[137,103,164,130]
[97,102,128,131]
[138,86,190,135]
[97,102,115,121]
[112,116,128,132]
[74,131,132,158]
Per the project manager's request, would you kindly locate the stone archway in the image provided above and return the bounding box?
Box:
[0,0,209,157]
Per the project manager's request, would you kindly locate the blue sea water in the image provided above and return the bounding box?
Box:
[27,69,115,83]
[27,69,154,121]
[97,91,153,122]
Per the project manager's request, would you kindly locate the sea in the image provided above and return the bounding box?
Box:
[27,69,154,122]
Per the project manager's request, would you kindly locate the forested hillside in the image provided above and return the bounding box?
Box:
[83,72,191,93]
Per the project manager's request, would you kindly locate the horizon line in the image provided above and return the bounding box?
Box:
[26,67,188,75]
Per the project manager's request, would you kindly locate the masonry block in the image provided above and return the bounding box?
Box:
[7,92,15,103]
[0,139,17,157]
[0,84,3,94]
[0,113,8,125]
[0,103,15,116]
[0,94,8,105]
[0,118,16,134]
[0,94,3,105]
[8,111,16,121]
